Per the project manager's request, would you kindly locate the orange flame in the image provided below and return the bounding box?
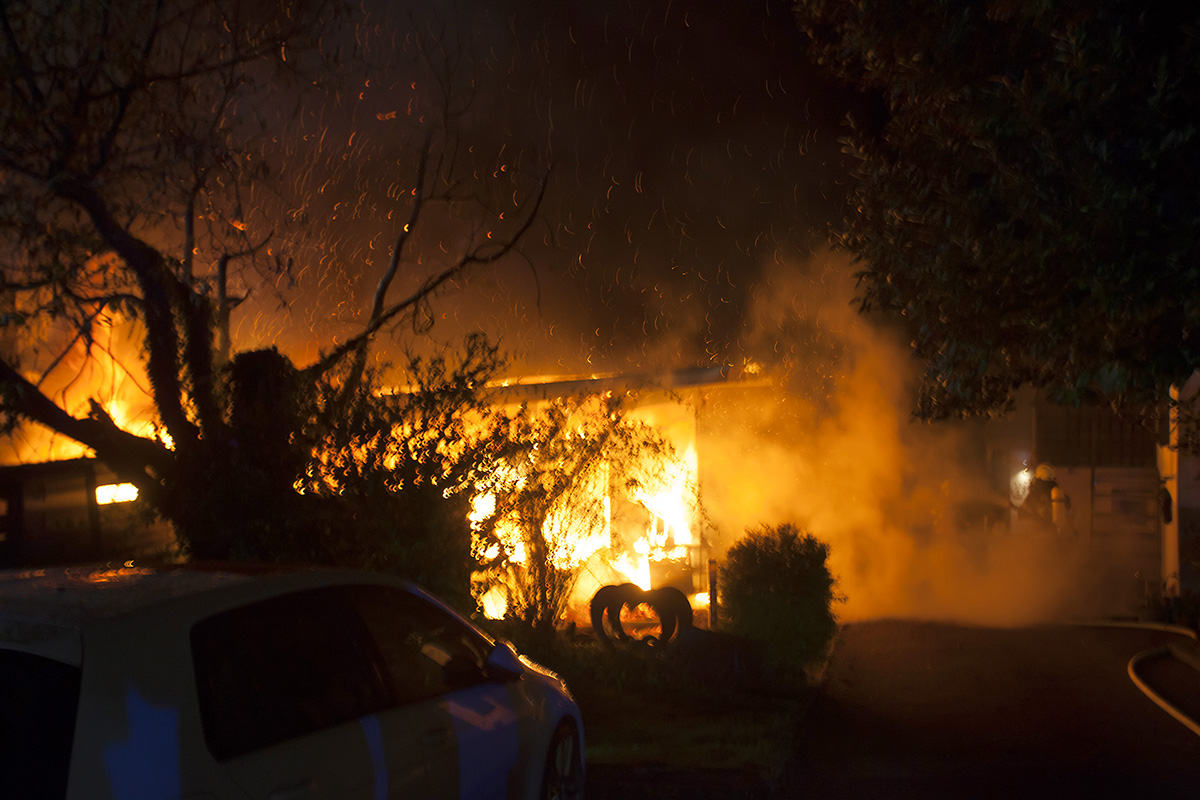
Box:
[2,312,162,464]
[471,403,704,619]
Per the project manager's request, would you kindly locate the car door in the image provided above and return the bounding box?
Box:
[348,585,522,800]
[190,587,430,799]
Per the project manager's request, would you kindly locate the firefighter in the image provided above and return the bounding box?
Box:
[1023,463,1072,534]
[1024,463,1056,521]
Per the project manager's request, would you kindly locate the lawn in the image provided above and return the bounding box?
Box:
[500,626,818,784]
[580,682,804,777]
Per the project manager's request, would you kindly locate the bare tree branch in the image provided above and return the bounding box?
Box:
[0,357,172,488]
[49,172,198,447]
[215,232,270,367]
[33,302,112,390]
[333,128,436,406]
[304,165,550,380]
[0,1,44,108]
[89,1,165,176]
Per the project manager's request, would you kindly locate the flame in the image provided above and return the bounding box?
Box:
[612,550,652,590]
[479,585,508,619]
[629,442,697,549]
[2,311,164,464]
[609,405,701,593]
[612,444,698,591]
[470,459,613,572]
[471,405,703,618]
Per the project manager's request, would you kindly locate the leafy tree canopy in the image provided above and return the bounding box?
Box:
[794,0,1200,418]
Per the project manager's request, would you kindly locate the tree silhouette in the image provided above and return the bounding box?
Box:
[0,0,548,556]
[795,0,1200,420]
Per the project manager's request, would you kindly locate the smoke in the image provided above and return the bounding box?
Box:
[697,251,1086,626]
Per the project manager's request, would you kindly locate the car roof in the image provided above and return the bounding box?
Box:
[0,562,364,640]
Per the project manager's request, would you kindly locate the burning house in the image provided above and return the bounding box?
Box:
[0,360,769,634]
[468,365,771,627]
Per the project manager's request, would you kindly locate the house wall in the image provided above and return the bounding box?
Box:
[0,459,175,568]
[986,392,1164,617]
[1174,449,1200,597]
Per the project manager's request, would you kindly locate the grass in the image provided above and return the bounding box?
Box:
[485,621,815,783]
[580,685,801,778]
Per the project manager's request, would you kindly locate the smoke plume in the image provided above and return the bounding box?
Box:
[698,252,1086,626]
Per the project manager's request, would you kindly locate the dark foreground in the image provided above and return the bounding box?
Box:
[587,620,1200,799]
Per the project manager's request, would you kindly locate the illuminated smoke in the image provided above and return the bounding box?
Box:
[697,251,1086,626]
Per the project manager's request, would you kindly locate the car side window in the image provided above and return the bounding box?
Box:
[191,587,391,761]
[347,586,493,703]
[0,649,80,800]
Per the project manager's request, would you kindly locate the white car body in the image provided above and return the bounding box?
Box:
[0,564,584,800]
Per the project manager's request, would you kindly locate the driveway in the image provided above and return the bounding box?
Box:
[785,620,1200,798]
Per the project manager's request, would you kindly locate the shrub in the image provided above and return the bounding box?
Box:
[720,523,841,679]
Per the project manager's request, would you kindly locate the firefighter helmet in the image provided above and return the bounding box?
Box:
[1034,463,1056,481]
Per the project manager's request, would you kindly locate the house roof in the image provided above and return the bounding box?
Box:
[483,365,769,404]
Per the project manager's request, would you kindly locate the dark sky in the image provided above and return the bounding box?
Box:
[243,0,855,377]
[502,0,853,373]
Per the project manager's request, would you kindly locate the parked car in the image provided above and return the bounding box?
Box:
[0,563,584,800]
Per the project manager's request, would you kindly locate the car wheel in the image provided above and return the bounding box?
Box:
[541,720,584,800]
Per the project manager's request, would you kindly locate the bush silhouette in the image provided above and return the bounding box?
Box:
[721,523,840,679]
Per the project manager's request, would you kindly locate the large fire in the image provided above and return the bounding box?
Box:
[5,322,710,626]
[614,442,698,591]
[468,395,707,622]
[7,251,1120,630]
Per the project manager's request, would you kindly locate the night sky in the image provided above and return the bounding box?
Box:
[239,0,856,379]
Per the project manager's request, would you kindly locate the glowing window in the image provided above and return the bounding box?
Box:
[96,483,138,505]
